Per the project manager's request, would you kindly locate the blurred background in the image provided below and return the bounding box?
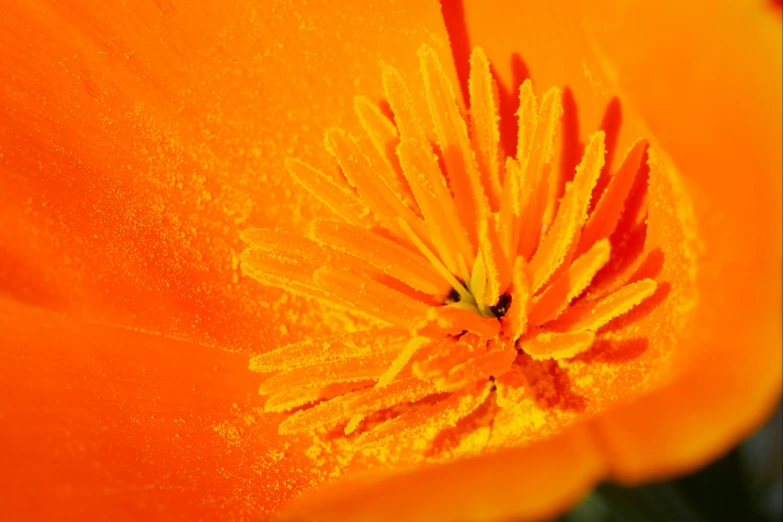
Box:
[554,404,782,521]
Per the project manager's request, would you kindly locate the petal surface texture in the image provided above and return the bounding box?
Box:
[0,299,304,520]
[0,0,453,352]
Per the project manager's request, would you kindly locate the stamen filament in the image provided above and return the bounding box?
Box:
[397,217,475,305]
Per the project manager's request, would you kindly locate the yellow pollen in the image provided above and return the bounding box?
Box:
[240,43,665,465]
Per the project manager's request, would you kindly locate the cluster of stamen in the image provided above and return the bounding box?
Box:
[240,45,657,457]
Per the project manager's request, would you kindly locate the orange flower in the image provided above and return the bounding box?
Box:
[0,1,779,521]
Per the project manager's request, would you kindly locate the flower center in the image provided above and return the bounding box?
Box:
[241,44,665,465]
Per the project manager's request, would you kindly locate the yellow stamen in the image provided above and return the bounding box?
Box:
[577,138,648,256]
[241,45,665,461]
[324,127,430,250]
[521,330,596,360]
[353,95,416,206]
[529,131,606,293]
[397,217,474,305]
[517,87,564,259]
[419,44,489,250]
[384,67,475,274]
[285,158,373,227]
[553,279,658,332]
[312,219,449,297]
[530,238,612,326]
[469,47,503,210]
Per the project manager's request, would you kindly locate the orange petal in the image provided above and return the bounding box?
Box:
[280,423,604,522]
[0,0,453,354]
[0,298,314,520]
[577,0,782,478]
[590,144,781,482]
